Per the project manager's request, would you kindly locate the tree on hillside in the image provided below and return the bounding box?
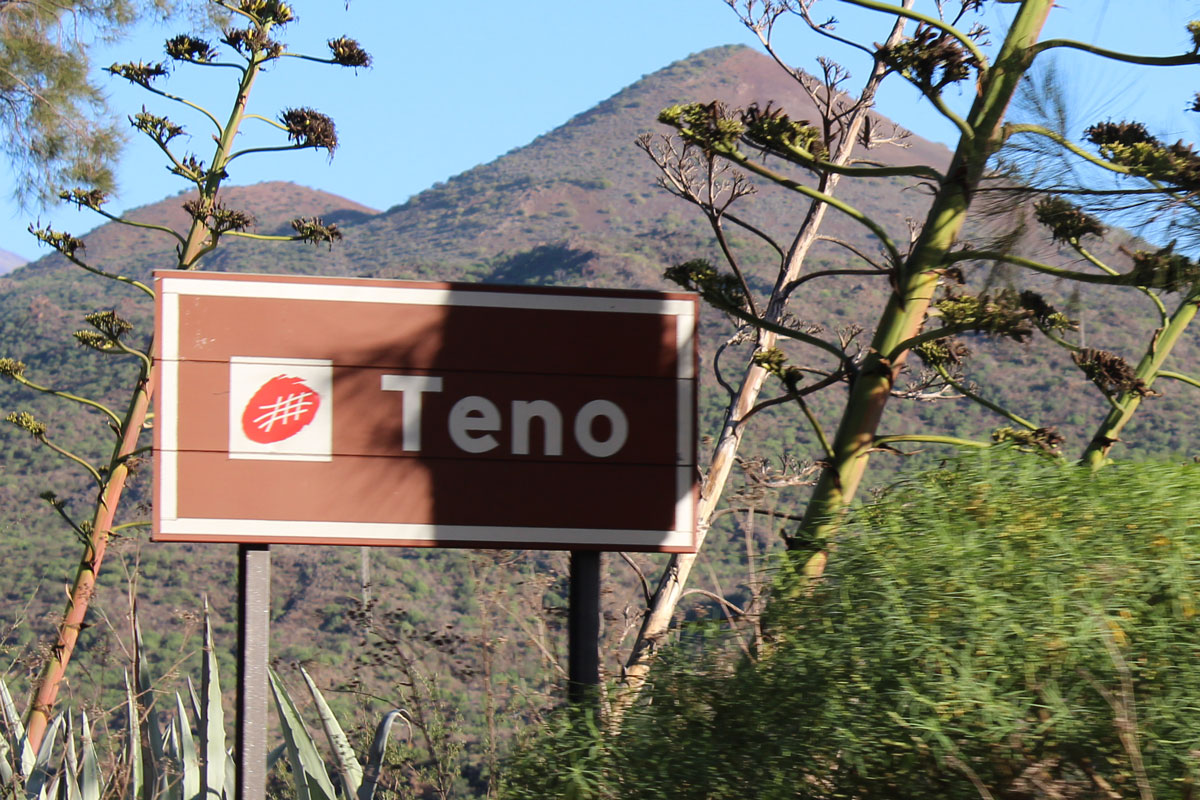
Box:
[0,0,369,750]
[621,0,1200,692]
[0,0,218,202]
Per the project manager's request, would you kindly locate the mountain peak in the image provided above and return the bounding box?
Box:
[347,42,951,288]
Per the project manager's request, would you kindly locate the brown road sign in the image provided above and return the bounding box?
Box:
[154,272,698,552]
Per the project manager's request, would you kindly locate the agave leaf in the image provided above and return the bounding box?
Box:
[79,712,100,800]
[160,722,179,800]
[64,715,78,777]
[222,750,236,800]
[124,671,142,800]
[134,621,166,798]
[0,675,25,740]
[0,680,12,778]
[357,710,405,800]
[0,736,13,785]
[200,608,225,800]
[299,668,362,798]
[186,680,202,736]
[25,713,64,800]
[0,676,34,779]
[174,694,200,800]
[267,669,336,800]
[265,743,285,770]
[61,715,79,800]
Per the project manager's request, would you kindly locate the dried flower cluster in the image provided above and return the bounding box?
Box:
[1072,348,1154,397]
[740,102,828,160]
[933,287,1075,343]
[1033,196,1105,243]
[752,347,805,391]
[165,35,218,63]
[0,358,27,379]
[290,217,343,248]
[74,311,134,352]
[171,155,218,183]
[280,108,338,153]
[878,24,979,92]
[1127,243,1200,293]
[665,259,747,313]
[83,310,133,340]
[131,109,185,146]
[934,289,1035,342]
[6,411,47,438]
[28,225,84,258]
[222,26,283,59]
[659,102,745,154]
[1017,290,1076,332]
[183,198,256,233]
[328,36,371,68]
[914,337,971,368]
[106,61,168,86]
[1086,120,1200,192]
[990,425,1065,453]
[58,188,108,211]
[238,0,294,24]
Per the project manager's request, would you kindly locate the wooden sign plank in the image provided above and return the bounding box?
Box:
[154,272,698,552]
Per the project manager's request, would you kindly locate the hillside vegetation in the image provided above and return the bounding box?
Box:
[0,43,1196,796]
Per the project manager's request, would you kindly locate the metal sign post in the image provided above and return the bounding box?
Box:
[236,544,271,800]
[567,550,601,709]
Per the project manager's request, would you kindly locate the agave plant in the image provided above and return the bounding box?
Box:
[270,670,405,800]
[1,604,402,800]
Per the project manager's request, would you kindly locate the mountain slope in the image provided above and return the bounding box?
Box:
[4,42,1197,550]
[0,249,24,275]
[3,43,1197,562]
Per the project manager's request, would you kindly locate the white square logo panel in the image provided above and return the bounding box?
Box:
[228,357,333,461]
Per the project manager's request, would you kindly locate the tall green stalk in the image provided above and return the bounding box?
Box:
[656,0,1200,597]
[795,0,1056,553]
[1082,290,1200,468]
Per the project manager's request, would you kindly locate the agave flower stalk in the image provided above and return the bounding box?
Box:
[1080,287,1200,467]
[649,0,1200,606]
[616,0,916,715]
[793,0,1057,553]
[15,0,365,751]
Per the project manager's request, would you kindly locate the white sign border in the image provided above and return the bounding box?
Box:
[156,274,697,551]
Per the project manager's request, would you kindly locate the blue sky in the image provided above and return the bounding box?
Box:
[3,0,1198,262]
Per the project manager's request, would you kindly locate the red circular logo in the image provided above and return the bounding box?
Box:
[242,375,321,443]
